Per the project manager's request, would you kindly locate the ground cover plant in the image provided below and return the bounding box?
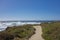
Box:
[41,22,60,40]
[0,24,36,40]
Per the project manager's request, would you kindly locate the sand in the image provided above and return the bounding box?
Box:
[29,26,44,40]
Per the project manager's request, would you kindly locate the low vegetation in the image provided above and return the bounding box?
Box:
[0,24,36,40]
[41,22,60,40]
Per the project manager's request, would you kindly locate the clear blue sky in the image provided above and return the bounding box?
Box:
[0,0,60,20]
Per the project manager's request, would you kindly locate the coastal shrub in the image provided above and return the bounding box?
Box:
[41,22,60,40]
[0,32,14,40]
[0,24,35,40]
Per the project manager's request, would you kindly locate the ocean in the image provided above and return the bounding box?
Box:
[0,22,40,31]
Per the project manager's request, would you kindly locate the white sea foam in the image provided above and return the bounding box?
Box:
[0,22,40,31]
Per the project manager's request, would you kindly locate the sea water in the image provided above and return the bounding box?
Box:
[0,22,40,31]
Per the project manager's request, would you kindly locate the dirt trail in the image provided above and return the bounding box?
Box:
[29,26,44,40]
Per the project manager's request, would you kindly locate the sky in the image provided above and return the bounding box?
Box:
[0,0,60,20]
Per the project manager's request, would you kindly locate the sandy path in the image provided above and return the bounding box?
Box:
[29,26,44,40]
